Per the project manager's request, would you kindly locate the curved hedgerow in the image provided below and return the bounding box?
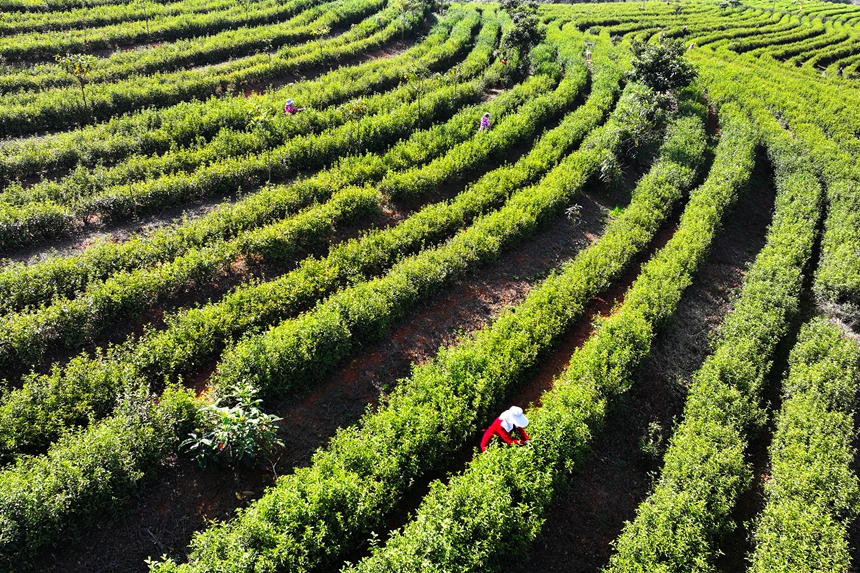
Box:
[145,76,695,573]
[0,0,412,136]
[0,383,197,569]
[0,6,502,248]
[1,1,860,570]
[0,5,475,183]
[0,56,542,459]
[0,59,543,380]
[693,47,860,320]
[748,318,860,573]
[604,88,823,573]
[0,46,628,569]
[0,0,335,90]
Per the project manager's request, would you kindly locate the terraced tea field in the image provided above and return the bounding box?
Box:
[1,0,859,570]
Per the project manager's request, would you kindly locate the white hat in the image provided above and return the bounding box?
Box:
[286,99,293,105]
[483,112,490,117]
[499,406,528,432]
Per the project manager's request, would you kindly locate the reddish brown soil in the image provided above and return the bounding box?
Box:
[32,454,274,573]
[256,183,634,471]
[25,128,779,573]
[509,216,680,413]
[514,153,777,573]
[8,90,555,384]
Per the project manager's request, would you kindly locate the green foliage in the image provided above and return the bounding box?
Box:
[146,54,632,571]
[0,25,513,462]
[181,383,284,471]
[53,51,96,111]
[639,419,665,465]
[693,44,860,318]
[498,0,544,78]
[0,0,410,137]
[7,2,860,568]
[0,29,512,459]
[0,10,498,249]
[149,68,688,573]
[247,101,276,182]
[607,93,822,572]
[629,37,697,94]
[211,74,594,401]
[0,5,472,184]
[0,383,196,567]
[346,85,711,573]
[748,318,860,573]
[0,0,323,61]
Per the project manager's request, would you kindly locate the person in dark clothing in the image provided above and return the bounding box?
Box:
[480,406,530,452]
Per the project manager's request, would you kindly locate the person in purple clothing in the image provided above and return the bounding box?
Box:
[479,112,491,131]
[284,98,303,115]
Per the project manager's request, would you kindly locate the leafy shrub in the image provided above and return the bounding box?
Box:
[748,318,860,573]
[348,87,721,573]
[607,91,822,572]
[0,383,196,568]
[148,73,697,573]
[629,37,697,93]
[181,383,284,471]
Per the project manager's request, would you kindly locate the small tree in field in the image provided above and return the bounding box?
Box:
[628,37,697,94]
[393,0,425,38]
[498,0,544,80]
[55,52,96,116]
[342,97,368,152]
[311,25,331,56]
[134,0,151,35]
[181,383,284,475]
[405,62,434,115]
[610,41,697,179]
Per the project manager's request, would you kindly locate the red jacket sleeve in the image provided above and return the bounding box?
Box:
[480,418,517,452]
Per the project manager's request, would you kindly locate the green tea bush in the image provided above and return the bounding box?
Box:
[606,93,822,573]
[0,383,197,568]
[0,8,481,315]
[694,48,860,319]
[349,91,742,573]
[0,0,402,137]
[0,12,500,248]
[0,6,474,183]
[181,382,284,471]
[211,74,622,402]
[0,52,547,460]
[0,0,334,91]
[748,318,860,573]
[0,0,241,34]
[0,0,324,59]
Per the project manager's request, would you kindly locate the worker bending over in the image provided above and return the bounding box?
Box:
[480,406,530,452]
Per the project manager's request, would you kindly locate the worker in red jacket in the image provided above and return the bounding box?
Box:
[480,406,530,452]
